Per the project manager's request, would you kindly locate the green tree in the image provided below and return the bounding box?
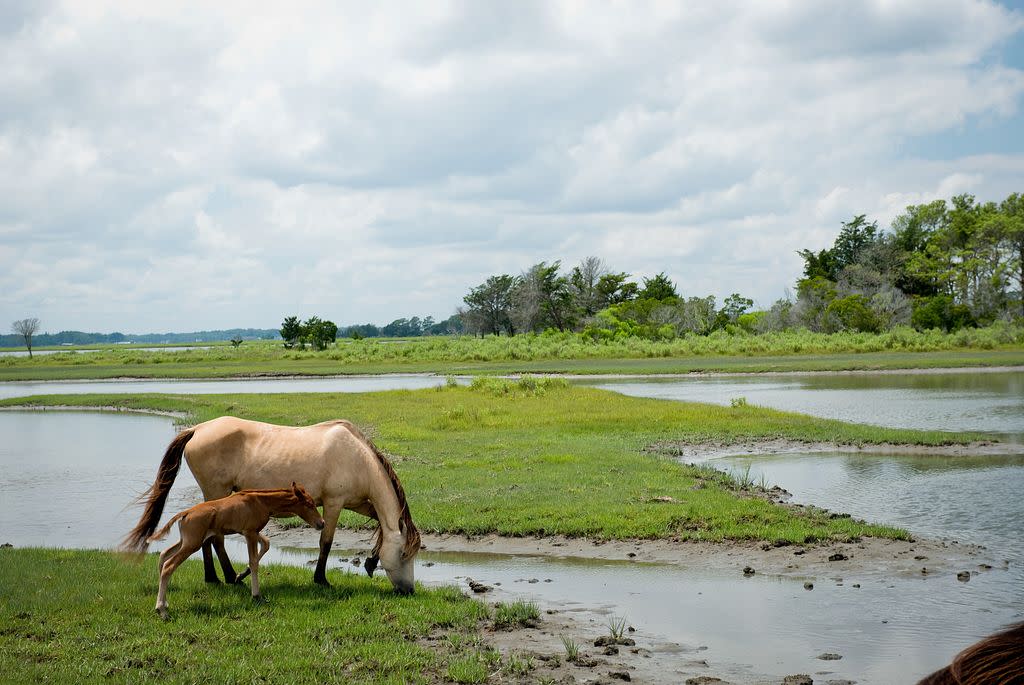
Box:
[638,272,678,302]
[715,293,754,329]
[1004,193,1024,318]
[303,316,337,350]
[569,256,609,319]
[596,272,638,305]
[825,294,880,333]
[833,215,879,270]
[514,262,575,332]
[280,316,302,348]
[463,275,518,336]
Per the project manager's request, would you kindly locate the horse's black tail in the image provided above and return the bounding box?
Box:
[121,427,196,552]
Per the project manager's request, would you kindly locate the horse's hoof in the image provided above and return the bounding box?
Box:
[313,576,331,587]
[156,608,169,621]
[252,594,265,604]
[204,577,222,585]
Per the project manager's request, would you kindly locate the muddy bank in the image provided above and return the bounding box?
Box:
[651,437,1021,462]
[268,524,997,583]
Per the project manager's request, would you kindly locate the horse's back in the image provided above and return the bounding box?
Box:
[183,417,364,502]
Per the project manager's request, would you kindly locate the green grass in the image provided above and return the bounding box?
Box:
[0,548,488,684]
[1,381,969,543]
[1,325,1022,380]
[493,600,541,630]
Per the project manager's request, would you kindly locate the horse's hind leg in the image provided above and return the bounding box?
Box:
[212,534,238,584]
[201,535,237,584]
[201,538,220,583]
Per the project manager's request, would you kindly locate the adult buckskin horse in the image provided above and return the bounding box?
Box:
[123,416,421,594]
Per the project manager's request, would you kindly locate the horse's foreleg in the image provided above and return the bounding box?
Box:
[313,501,343,586]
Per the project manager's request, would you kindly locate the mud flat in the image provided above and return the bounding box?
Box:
[270,524,1005,684]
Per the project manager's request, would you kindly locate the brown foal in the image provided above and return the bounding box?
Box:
[146,482,325,619]
[916,622,1024,684]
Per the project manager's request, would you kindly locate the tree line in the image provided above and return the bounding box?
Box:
[458,192,1023,339]
[1,325,280,351]
[456,257,756,339]
[781,192,1023,333]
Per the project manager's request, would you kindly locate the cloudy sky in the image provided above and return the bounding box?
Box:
[3,1,1024,333]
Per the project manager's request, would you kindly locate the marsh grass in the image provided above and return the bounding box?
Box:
[493,600,541,629]
[0,548,487,684]
[606,616,628,641]
[560,635,581,662]
[1,325,1022,381]
[1,384,943,542]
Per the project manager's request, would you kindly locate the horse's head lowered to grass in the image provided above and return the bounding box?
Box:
[363,447,422,595]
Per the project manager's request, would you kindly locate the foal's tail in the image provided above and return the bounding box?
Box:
[121,427,196,552]
[145,510,187,544]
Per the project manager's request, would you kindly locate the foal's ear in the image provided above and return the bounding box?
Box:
[291,481,300,494]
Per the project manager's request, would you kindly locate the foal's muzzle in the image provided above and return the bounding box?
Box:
[315,519,325,530]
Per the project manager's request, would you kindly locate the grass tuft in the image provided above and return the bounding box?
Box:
[494,600,541,630]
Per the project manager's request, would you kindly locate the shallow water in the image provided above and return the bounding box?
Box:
[713,452,1024,560]
[589,370,1024,436]
[5,369,1022,437]
[1,410,1021,684]
[0,374,453,399]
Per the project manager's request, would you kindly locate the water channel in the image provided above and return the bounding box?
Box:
[1,370,1022,683]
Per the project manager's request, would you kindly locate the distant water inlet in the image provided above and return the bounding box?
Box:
[0,410,1021,684]
[588,369,1024,435]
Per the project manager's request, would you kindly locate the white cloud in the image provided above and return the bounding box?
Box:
[1,1,1023,332]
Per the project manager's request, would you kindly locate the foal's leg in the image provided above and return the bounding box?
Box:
[156,539,202,619]
[245,534,263,599]
[313,500,343,586]
[236,534,270,584]
[158,541,181,580]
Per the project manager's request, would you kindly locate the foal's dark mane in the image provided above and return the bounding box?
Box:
[329,420,421,560]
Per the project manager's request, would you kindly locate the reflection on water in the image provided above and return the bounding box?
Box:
[0,374,455,399]
[590,370,1024,435]
[2,410,1022,684]
[714,452,1024,567]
